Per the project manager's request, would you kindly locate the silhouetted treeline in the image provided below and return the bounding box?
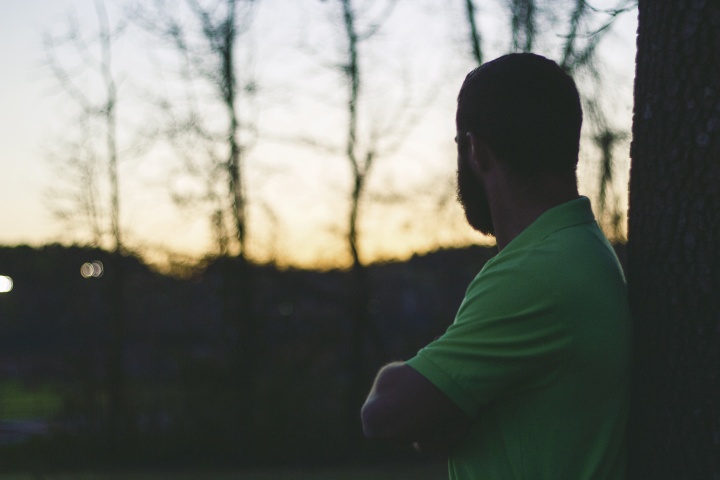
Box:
[0,244,507,470]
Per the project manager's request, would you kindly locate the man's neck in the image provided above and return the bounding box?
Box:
[490,175,579,251]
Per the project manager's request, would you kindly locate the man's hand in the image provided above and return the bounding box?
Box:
[361,362,470,451]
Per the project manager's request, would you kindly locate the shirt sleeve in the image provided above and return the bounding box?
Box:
[405,256,571,419]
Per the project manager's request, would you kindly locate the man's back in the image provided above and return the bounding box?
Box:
[407,198,632,479]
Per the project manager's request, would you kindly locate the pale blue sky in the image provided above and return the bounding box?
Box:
[0,1,638,267]
[1,1,69,245]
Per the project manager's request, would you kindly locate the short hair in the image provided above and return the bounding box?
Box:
[456,53,582,178]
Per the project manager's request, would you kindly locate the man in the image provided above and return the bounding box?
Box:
[361,53,632,479]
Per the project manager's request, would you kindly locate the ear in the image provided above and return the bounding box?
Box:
[466,132,495,177]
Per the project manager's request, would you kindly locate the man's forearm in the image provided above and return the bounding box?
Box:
[361,362,471,449]
[361,362,409,441]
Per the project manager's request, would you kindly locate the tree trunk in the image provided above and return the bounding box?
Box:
[98,0,128,448]
[106,252,128,451]
[627,2,720,478]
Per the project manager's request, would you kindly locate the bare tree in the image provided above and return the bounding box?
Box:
[558,0,636,239]
[304,0,410,444]
[45,1,124,252]
[46,112,105,246]
[43,0,129,447]
[131,0,262,451]
[285,0,428,443]
[133,0,259,258]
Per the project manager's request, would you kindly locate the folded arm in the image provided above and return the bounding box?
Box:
[361,362,471,452]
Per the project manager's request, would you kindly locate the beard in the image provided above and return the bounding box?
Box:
[456,154,495,236]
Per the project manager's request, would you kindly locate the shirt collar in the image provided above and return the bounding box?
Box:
[499,196,596,254]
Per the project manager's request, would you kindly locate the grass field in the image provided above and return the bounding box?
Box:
[1,463,448,480]
[0,380,64,420]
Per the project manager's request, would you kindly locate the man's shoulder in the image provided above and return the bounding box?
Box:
[471,220,625,310]
[492,219,618,272]
[462,245,559,320]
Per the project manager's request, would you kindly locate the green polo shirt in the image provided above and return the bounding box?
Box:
[406,197,632,480]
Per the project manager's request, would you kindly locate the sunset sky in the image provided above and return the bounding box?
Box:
[0,0,638,268]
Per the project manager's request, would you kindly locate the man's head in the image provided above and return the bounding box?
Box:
[455,53,583,235]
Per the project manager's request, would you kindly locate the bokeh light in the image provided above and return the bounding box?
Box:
[0,275,13,293]
[80,261,104,278]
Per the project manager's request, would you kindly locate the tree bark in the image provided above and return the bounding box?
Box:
[627,2,720,478]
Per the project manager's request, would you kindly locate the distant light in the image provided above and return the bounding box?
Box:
[0,275,13,293]
[81,261,104,278]
[80,263,93,278]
